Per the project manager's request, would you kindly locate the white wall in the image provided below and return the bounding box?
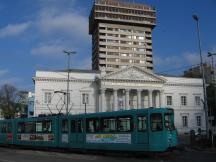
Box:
[34,70,99,116]
[163,76,206,134]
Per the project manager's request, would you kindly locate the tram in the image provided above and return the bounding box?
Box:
[0,107,177,152]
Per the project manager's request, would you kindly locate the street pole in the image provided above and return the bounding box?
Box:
[192,15,209,137]
[63,50,76,115]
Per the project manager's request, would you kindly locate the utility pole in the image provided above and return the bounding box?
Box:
[192,14,209,137]
[63,50,76,115]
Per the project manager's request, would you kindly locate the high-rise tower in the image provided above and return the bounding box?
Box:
[89,0,156,72]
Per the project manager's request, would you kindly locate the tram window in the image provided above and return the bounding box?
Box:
[71,120,76,133]
[25,122,36,133]
[1,123,6,133]
[117,116,132,132]
[43,121,52,133]
[62,120,69,133]
[77,120,83,133]
[36,122,43,133]
[164,113,174,130]
[0,123,11,133]
[101,118,116,132]
[17,122,25,133]
[138,116,147,131]
[151,113,163,131]
[7,123,12,133]
[86,118,100,133]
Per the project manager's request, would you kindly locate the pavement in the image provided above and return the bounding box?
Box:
[0,147,216,162]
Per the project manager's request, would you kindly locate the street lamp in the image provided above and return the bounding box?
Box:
[63,50,76,115]
[192,14,209,136]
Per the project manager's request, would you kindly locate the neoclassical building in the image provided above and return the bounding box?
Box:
[33,66,206,134]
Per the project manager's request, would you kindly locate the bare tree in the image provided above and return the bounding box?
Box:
[0,84,17,119]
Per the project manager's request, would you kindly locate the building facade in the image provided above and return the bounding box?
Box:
[89,0,156,72]
[33,66,206,134]
[184,63,216,126]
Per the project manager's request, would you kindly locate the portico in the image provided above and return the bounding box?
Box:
[99,66,166,112]
[100,88,165,112]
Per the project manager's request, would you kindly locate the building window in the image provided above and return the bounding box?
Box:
[181,96,187,106]
[166,96,172,106]
[182,116,188,127]
[44,92,51,104]
[82,93,89,104]
[195,96,201,106]
[196,116,202,127]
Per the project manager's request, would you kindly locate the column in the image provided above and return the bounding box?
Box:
[113,89,118,111]
[100,89,106,112]
[158,91,161,107]
[159,90,164,107]
[137,89,142,109]
[125,89,130,110]
[148,90,153,108]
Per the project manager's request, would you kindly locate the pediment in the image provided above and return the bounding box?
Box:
[102,66,166,83]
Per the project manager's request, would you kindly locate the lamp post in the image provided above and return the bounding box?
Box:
[63,50,76,115]
[192,14,209,136]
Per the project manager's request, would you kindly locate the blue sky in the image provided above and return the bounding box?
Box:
[0,0,215,91]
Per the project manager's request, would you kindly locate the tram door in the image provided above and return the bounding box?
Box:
[69,118,84,148]
[60,119,70,147]
[136,115,149,144]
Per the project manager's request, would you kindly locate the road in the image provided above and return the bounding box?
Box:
[0,147,215,162]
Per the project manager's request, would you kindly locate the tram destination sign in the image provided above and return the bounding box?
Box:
[86,134,131,144]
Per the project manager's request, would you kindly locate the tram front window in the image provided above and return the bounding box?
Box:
[164,114,175,130]
[151,113,163,131]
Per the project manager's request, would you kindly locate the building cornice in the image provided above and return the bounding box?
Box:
[101,78,163,84]
[165,83,202,87]
[33,77,94,83]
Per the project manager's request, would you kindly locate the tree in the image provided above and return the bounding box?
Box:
[0,84,18,119]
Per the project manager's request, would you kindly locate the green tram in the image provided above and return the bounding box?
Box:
[0,108,177,152]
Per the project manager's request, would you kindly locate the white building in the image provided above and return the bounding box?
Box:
[33,66,206,134]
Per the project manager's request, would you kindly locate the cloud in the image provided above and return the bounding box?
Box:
[154,52,201,74]
[74,57,91,69]
[0,77,22,87]
[31,43,67,57]
[0,69,8,77]
[0,77,32,91]
[183,52,201,65]
[210,45,216,53]
[37,13,89,40]
[0,22,32,38]
[35,2,89,41]
[154,55,183,68]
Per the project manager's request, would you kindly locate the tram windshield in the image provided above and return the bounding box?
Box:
[164,113,175,130]
[151,113,163,131]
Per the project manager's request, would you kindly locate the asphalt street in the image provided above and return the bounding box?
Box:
[0,147,215,162]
